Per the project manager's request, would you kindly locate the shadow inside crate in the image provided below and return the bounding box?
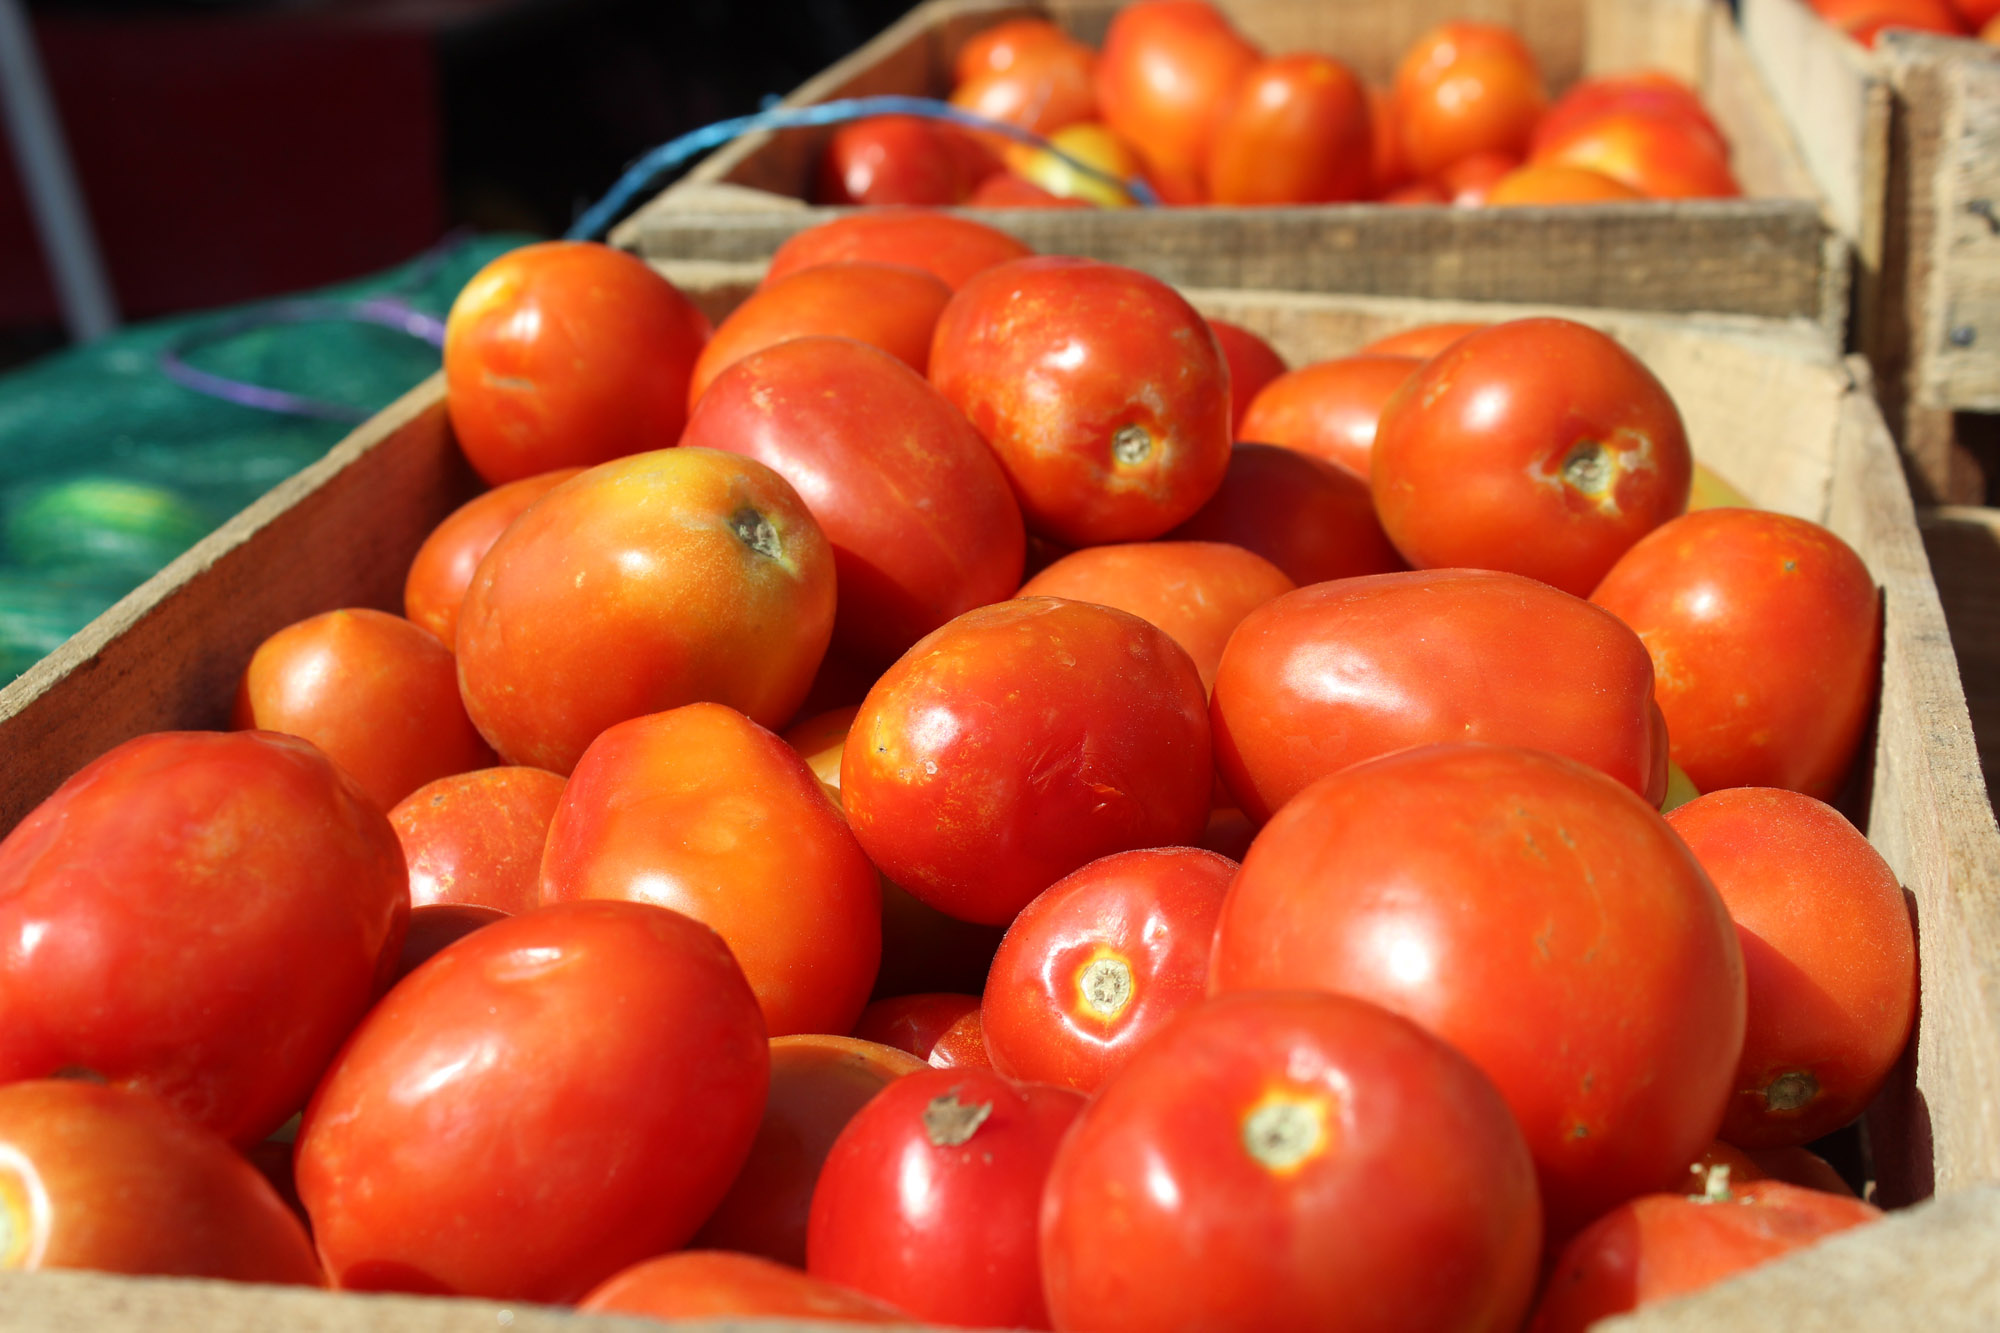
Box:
[1919,508,2000,810]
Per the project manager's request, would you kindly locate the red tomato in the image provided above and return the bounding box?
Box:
[1210,570,1666,824]
[955,18,1077,85]
[1360,321,1489,358]
[1197,805,1257,860]
[842,598,1212,925]
[1205,54,1372,204]
[982,847,1234,1093]
[927,1009,992,1069]
[1954,0,2000,26]
[1530,1181,1880,1332]
[682,336,1026,667]
[693,1034,926,1266]
[297,900,769,1302]
[1439,149,1523,205]
[929,257,1233,546]
[1814,0,1970,42]
[1239,354,1420,477]
[763,212,1034,291]
[443,242,709,486]
[817,116,983,206]
[852,993,982,1059]
[403,468,581,648]
[1394,23,1547,179]
[1488,163,1647,204]
[1041,991,1541,1333]
[1590,508,1882,798]
[582,1251,912,1323]
[1368,84,1411,195]
[1020,542,1294,691]
[1745,1144,1859,1196]
[950,41,1098,137]
[540,702,882,1038]
[1532,71,1728,163]
[1667,789,1916,1146]
[389,766,565,914]
[1530,109,1741,198]
[807,1067,1084,1328]
[1166,442,1405,586]
[1206,319,1289,432]
[1383,180,1450,204]
[455,448,836,773]
[691,263,952,408]
[1211,744,1746,1236]
[1095,0,1262,203]
[234,608,494,811]
[1372,318,1693,597]
[391,902,508,983]
[967,172,1097,208]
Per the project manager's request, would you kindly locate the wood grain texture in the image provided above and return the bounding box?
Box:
[1740,0,1889,246]
[1920,504,2000,806]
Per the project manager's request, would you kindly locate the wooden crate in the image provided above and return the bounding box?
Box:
[2,281,1998,1327]
[616,0,1849,339]
[1920,504,2000,804]
[1742,0,2000,503]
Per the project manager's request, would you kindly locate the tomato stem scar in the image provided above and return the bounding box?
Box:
[1763,1071,1819,1112]
[1076,955,1134,1021]
[1561,442,1611,494]
[729,507,783,559]
[1111,425,1153,465]
[923,1092,994,1147]
[1241,1093,1329,1174]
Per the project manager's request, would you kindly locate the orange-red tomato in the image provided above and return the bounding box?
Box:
[1383,180,1450,204]
[1531,110,1741,198]
[1394,23,1547,179]
[1166,442,1405,587]
[967,172,1097,208]
[682,336,1026,667]
[1439,149,1522,205]
[403,469,580,648]
[1955,0,2000,26]
[582,1251,912,1323]
[982,847,1236,1092]
[852,992,982,1060]
[540,703,882,1038]
[1488,163,1647,205]
[1360,321,1489,358]
[955,18,1077,85]
[1590,508,1882,799]
[1205,54,1373,204]
[1020,541,1294,691]
[234,608,495,811]
[927,1008,992,1069]
[1210,569,1667,824]
[950,40,1098,137]
[0,1080,323,1284]
[816,116,992,206]
[692,1035,925,1266]
[1814,0,1969,43]
[929,256,1233,546]
[1095,0,1262,203]
[763,212,1034,291]
[1206,319,1289,432]
[1372,318,1693,598]
[1211,744,1746,1237]
[1667,789,1916,1147]
[1004,122,1146,208]
[691,262,953,408]
[1239,354,1419,477]
[1532,71,1728,163]
[443,242,709,486]
[455,448,835,773]
[389,765,566,913]
[1368,84,1412,195]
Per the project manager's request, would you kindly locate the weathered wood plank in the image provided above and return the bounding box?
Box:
[1740,0,1888,247]
[1920,504,2000,807]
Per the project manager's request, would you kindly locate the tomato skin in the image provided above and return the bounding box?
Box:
[929,257,1233,546]
[540,703,882,1038]
[1489,163,1647,205]
[807,1067,1084,1329]
[950,41,1098,137]
[1206,54,1372,204]
[766,213,1033,291]
[683,336,1026,668]
[1166,442,1405,586]
[1372,318,1693,598]
[296,900,769,1302]
[582,1251,912,1323]
[455,448,836,774]
[956,18,1075,85]
[1040,991,1541,1333]
[817,117,982,207]
[389,766,565,914]
[1590,508,1882,799]
[1211,744,1746,1237]
[982,847,1235,1093]
[403,468,581,648]
[841,598,1213,926]
[1532,72,1727,163]
[1814,0,1969,43]
[443,242,709,486]
[1210,569,1665,824]
[968,172,1096,208]
[853,993,981,1059]
[1239,354,1420,478]
[1666,789,1916,1147]
[1530,110,1741,199]
[0,731,406,1145]
[1359,321,1489,358]
[927,1007,992,1068]
[1529,1182,1880,1332]
[1206,319,1288,432]
[1394,24,1547,179]
[1096,1,1262,203]
[1439,149,1523,205]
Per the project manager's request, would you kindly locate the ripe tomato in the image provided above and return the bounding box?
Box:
[1383,180,1450,205]
[1041,991,1541,1333]
[1166,442,1405,586]
[1239,354,1420,477]
[1095,0,1261,203]
[234,608,495,811]
[1211,744,1746,1237]
[852,993,982,1059]
[581,1251,912,1323]
[1532,71,1728,163]
[391,902,507,983]
[690,262,953,408]
[1004,121,1145,207]
[1394,23,1547,179]
[982,847,1235,1093]
[1439,149,1524,205]
[1530,1181,1880,1332]
[817,117,989,207]
[389,765,565,913]
[951,41,1098,138]
[1814,0,1969,42]
[0,731,406,1144]
[929,257,1233,546]
[443,242,709,486]
[1205,54,1372,204]
[1020,542,1294,691]
[1953,0,2000,26]
[297,900,769,1302]
[455,448,836,773]
[1206,319,1288,432]
[807,1067,1084,1328]
[1590,508,1881,798]
[968,172,1096,208]
[763,212,1033,291]
[842,598,1212,925]
[682,336,1026,667]
[1209,569,1666,824]
[1372,318,1693,597]
[692,1034,925,1266]
[928,1009,992,1068]
[540,703,882,1038]
[1531,109,1741,198]
[955,18,1076,85]
[403,468,581,648]
[1360,321,1489,358]
[1368,84,1412,194]
[1667,789,1916,1146]
[1489,163,1647,205]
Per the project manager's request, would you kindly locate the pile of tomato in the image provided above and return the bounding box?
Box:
[820,2,1741,211]
[1807,0,2000,45]
[0,204,1912,1333]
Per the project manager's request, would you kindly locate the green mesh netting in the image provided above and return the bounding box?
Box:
[0,232,535,685]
